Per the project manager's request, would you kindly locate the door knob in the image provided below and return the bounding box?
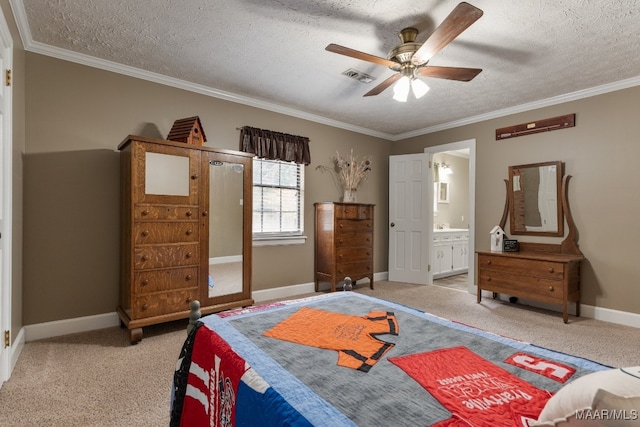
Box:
[390,222,395,227]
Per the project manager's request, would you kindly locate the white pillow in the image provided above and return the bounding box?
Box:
[532,366,640,426]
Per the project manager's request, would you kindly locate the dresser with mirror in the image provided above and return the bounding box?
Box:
[476,161,584,323]
[117,135,253,343]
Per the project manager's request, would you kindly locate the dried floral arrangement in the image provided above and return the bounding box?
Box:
[316,149,372,191]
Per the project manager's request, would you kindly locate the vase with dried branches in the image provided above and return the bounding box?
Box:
[316,149,372,202]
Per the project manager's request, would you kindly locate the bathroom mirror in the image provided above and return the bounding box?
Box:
[508,161,564,236]
[207,160,245,298]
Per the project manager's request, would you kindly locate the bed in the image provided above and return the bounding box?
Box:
[170,291,618,426]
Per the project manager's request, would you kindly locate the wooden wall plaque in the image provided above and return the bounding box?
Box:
[496,114,575,140]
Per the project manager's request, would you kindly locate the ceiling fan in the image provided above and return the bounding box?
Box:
[326,2,483,102]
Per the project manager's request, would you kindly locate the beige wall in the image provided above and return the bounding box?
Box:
[10,13,640,325]
[393,87,640,314]
[22,52,391,325]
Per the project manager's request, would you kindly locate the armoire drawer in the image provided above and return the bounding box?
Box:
[337,219,373,232]
[336,233,372,247]
[134,204,199,221]
[478,254,564,280]
[133,289,198,319]
[133,243,199,269]
[134,267,199,293]
[133,222,199,244]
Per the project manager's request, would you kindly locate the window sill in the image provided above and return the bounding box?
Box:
[253,235,307,247]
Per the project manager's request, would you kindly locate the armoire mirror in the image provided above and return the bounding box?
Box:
[208,160,245,298]
[508,160,564,236]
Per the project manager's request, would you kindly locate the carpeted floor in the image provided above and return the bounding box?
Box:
[0,281,637,426]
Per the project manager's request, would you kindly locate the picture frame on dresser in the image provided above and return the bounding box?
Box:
[476,161,584,323]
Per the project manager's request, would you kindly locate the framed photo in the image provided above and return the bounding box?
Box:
[437,181,449,203]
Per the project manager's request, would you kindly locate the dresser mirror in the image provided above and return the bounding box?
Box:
[208,160,245,298]
[508,160,564,236]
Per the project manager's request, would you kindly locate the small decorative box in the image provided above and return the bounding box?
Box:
[503,239,519,252]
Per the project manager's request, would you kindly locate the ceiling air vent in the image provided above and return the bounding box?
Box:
[341,68,376,84]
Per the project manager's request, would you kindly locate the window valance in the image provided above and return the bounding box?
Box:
[239,126,311,165]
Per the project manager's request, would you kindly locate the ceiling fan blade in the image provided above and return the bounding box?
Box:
[363,73,402,97]
[326,43,398,68]
[411,2,483,66]
[416,65,482,81]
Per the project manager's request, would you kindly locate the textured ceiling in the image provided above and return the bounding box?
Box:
[11,0,640,140]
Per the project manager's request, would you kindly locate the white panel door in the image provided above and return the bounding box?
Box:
[388,154,431,284]
[0,6,12,387]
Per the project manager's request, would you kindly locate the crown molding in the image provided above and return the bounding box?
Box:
[10,0,640,143]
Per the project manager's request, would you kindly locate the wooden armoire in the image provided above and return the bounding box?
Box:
[117,135,253,343]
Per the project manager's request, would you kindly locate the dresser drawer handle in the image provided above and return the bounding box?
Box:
[141,304,148,311]
[338,239,343,244]
[339,254,343,259]
[548,286,554,292]
[339,224,343,228]
[338,269,343,274]
[486,276,491,282]
[202,211,208,217]
[185,252,193,259]
[141,255,148,262]
[186,211,193,217]
[191,174,198,180]
[141,209,149,216]
[140,279,149,287]
[185,274,192,281]
[141,230,149,237]
[186,297,192,303]
[548,267,554,273]
[367,223,371,228]
[486,260,492,265]
[186,229,193,235]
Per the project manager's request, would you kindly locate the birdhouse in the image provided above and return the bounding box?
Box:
[167,116,207,146]
[490,226,505,253]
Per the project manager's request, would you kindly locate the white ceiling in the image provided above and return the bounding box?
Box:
[10,0,640,140]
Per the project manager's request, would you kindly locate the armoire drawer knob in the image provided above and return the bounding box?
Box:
[186,298,192,303]
[202,211,208,217]
[141,210,149,216]
[185,211,193,217]
[185,229,193,235]
[185,274,192,281]
[191,174,198,180]
[185,252,193,259]
[486,276,491,281]
[549,286,554,292]
[141,279,149,286]
[486,260,492,265]
[141,231,149,237]
[141,304,148,311]
[141,255,148,261]
[548,267,554,273]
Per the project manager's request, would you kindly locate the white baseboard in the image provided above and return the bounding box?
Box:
[252,272,389,302]
[24,312,120,342]
[20,271,638,344]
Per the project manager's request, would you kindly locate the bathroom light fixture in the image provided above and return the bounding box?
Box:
[436,162,453,175]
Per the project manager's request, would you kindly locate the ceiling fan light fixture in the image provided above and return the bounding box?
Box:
[393,76,411,102]
[411,78,430,99]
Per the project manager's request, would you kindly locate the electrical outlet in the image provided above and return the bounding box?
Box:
[461,215,464,222]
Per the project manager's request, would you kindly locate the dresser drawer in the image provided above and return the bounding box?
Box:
[134,243,199,269]
[478,269,563,304]
[133,289,198,319]
[478,254,564,280]
[134,222,199,244]
[335,204,372,220]
[134,267,198,293]
[337,246,372,262]
[134,204,199,221]
[337,219,373,232]
[336,233,372,247]
[336,261,373,277]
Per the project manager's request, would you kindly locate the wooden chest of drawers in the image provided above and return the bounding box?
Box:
[314,202,374,292]
[476,250,584,323]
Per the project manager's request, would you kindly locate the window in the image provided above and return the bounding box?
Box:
[252,158,305,244]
